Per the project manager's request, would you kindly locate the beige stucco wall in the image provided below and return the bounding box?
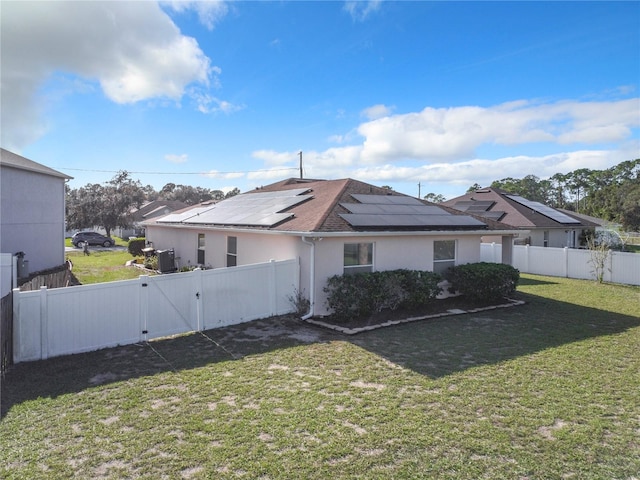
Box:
[146,225,484,317]
[0,166,67,273]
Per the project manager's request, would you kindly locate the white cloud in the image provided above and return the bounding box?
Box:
[353,98,639,164]
[252,150,300,166]
[252,96,638,196]
[163,0,229,30]
[343,1,382,21]
[165,153,188,164]
[361,104,394,120]
[192,91,244,114]
[0,1,224,150]
[204,170,245,180]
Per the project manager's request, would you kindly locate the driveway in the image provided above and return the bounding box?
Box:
[65,245,127,253]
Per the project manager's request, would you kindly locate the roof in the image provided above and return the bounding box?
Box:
[0,148,72,180]
[442,187,599,229]
[149,178,520,235]
[131,200,189,222]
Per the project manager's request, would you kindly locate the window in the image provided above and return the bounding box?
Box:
[226,236,237,267]
[197,234,205,264]
[344,242,373,274]
[433,240,456,274]
[543,230,549,247]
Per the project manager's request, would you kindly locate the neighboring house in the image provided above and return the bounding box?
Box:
[0,148,72,277]
[442,187,598,248]
[145,178,521,317]
[114,200,188,238]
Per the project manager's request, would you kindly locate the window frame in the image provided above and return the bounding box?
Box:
[433,239,456,274]
[343,242,374,275]
[197,233,205,265]
[226,236,237,267]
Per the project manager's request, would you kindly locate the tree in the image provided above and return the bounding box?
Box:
[224,187,241,199]
[66,183,105,232]
[424,193,445,203]
[99,171,146,236]
[619,181,640,232]
[66,171,145,237]
[466,183,483,193]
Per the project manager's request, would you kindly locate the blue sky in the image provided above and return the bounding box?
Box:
[2,1,639,199]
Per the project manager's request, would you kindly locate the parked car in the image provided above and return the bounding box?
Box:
[72,231,114,248]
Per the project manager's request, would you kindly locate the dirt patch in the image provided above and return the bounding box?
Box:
[308,296,525,334]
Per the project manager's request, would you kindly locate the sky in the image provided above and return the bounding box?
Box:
[1,1,639,200]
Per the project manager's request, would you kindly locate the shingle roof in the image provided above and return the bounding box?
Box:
[443,187,598,229]
[150,178,520,234]
[0,148,72,180]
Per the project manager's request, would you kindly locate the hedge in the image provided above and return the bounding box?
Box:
[323,269,442,321]
[128,238,146,257]
[443,262,520,302]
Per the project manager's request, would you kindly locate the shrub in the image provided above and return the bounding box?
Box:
[128,238,147,257]
[323,269,442,321]
[144,255,158,271]
[443,262,519,302]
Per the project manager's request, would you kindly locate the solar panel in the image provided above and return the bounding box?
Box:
[350,194,424,205]
[477,211,506,221]
[157,189,311,227]
[340,203,444,215]
[157,205,216,223]
[339,214,487,228]
[506,195,581,224]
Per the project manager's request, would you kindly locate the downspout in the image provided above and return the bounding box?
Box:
[300,236,315,320]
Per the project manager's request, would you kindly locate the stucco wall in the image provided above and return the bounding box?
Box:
[146,225,484,317]
[529,228,583,248]
[0,166,67,273]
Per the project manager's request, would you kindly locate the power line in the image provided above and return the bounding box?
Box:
[55,167,299,175]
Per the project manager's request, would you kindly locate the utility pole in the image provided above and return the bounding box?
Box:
[417,182,421,199]
[299,151,303,179]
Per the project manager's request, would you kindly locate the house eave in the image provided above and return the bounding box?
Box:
[146,222,524,238]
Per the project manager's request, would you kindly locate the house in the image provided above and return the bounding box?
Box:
[114,200,188,239]
[0,148,72,284]
[442,187,598,248]
[144,178,522,317]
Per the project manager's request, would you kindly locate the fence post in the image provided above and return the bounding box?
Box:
[40,286,48,360]
[564,247,569,278]
[139,275,149,341]
[193,268,204,331]
[524,245,530,273]
[11,288,19,363]
[269,259,277,316]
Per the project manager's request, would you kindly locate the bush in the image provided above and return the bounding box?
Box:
[443,262,519,302]
[128,238,146,257]
[323,269,442,321]
[144,255,158,271]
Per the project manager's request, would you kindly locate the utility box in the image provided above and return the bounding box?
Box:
[15,252,29,278]
[157,249,176,273]
[17,259,29,278]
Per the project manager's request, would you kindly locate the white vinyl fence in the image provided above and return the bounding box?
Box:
[481,243,640,286]
[13,259,299,363]
[1,253,14,297]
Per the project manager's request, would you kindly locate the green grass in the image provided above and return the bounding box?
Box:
[1,275,639,479]
[66,250,144,284]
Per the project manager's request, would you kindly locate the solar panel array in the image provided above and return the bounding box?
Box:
[157,188,312,227]
[452,200,505,221]
[506,195,581,224]
[339,194,487,229]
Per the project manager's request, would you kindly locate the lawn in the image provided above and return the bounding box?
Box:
[1,275,639,479]
[66,248,147,284]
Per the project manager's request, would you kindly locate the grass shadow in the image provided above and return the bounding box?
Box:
[350,292,640,378]
[2,282,639,417]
